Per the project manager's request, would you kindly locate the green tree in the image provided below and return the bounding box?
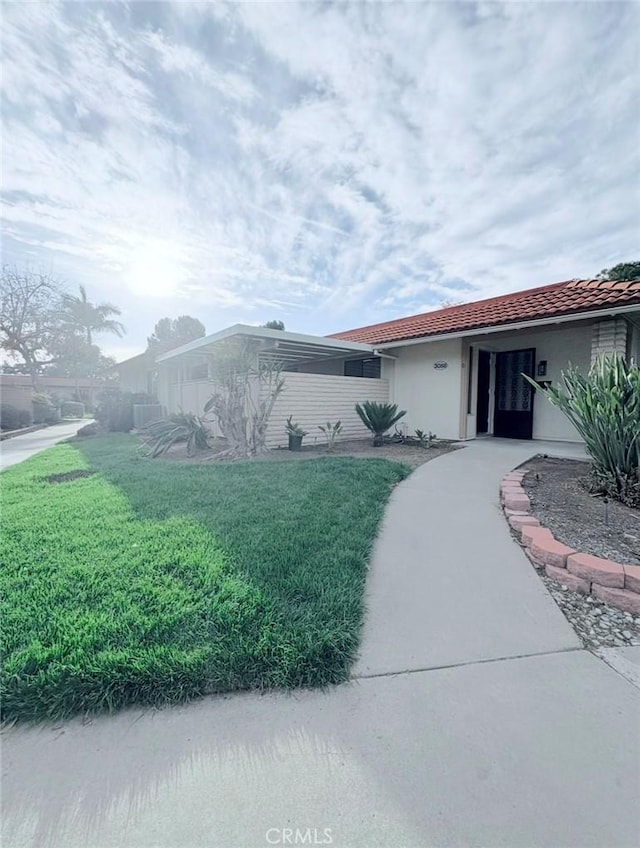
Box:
[46,336,116,380]
[262,319,285,330]
[597,260,640,282]
[61,285,125,345]
[147,315,206,352]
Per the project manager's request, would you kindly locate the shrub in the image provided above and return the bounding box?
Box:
[0,404,20,431]
[32,392,54,424]
[415,429,436,448]
[527,356,640,507]
[355,401,406,446]
[77,421,98,437]
[45,406,61,424]
[96,388,156,432]
[284,416,307,437]
[141,413,210,457]
[18,409,33,428]
[61,400,85,419]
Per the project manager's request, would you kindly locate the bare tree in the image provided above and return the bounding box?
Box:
[0,267,62,388]
[204,338,284,458]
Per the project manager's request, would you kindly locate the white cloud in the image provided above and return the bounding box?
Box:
[1,0,638,353]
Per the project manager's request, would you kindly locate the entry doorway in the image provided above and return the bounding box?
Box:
[494,348,536,439]
[475,350,491,434]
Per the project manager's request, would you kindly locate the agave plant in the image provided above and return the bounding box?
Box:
[525,356,640,506]
[142,413,210,458]
[355,401,406,446]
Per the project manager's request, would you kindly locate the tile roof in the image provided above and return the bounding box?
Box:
[329,278,640,345]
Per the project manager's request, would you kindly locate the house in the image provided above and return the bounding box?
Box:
[0,374,103,413]
[110,352,157,396]
[117,277,640,447]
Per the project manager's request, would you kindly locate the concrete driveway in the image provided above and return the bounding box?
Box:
[0,420,90,471]
[2,438,639,848]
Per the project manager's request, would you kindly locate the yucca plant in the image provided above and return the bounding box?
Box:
[525,356,640,506]
[355,401,406,446]
[142,413,210,458]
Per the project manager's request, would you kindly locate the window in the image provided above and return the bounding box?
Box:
[344,357,381,378]
[188,362,208,381]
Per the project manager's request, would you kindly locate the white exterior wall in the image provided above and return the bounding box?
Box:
[389,339,464,440]
[467,322,593,441]
[265,372,389,448]
[158,367,389,448]
[117,360,151,394]
[156,369,224,437]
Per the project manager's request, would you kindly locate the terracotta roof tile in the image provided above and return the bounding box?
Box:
[329,278,640,345]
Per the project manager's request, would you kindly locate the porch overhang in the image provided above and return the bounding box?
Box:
[155,324,376,366]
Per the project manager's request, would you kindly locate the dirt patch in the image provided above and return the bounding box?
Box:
[520,456,640,565]
[45,470,96,484]
[157,438,460,470]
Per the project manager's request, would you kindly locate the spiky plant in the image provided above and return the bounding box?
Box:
[525,356,640,506]
[355,401,406,446]
[142,413,210,458]
[318,420,343,450]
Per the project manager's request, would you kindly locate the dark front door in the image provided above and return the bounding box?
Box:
[476,350,491,433]
[494,348,535,439]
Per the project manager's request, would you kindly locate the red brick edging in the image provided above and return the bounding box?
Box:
[501,470,640,616]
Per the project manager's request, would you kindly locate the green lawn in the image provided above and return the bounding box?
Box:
[0,435,408,721]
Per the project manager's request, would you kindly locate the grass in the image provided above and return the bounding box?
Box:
[0,434,409,722]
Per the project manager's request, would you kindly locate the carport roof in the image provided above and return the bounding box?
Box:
[155,324,375,365]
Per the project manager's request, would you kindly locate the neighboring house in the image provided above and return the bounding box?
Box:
[0,374,103,412]
[116,277,640,447]
[111,352,157,396]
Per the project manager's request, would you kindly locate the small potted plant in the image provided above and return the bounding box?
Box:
[285,416,307,451]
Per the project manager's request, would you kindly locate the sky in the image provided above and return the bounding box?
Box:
[2,1,639,362]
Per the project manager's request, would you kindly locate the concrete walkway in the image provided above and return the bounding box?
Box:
[2,439,639,848]
[355,438,587,676]
[0,420,89,471]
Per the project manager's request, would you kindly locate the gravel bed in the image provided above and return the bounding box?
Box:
[511,455,640,648]
[520,456,640,565]
[538,569,640,649]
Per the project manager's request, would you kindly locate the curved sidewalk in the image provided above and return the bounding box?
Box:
[0,420,89,471]
[355,438,588,676]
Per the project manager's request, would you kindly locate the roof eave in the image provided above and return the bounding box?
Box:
[155,324,376,364]
[373,303,640,350]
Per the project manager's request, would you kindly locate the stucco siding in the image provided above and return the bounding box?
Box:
[469,322,593,441]
[390,339,464,440]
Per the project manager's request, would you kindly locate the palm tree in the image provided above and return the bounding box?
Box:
[62,285,125,345]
